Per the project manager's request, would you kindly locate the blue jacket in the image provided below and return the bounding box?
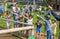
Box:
[51,10,60,21]
[39,16,52,32]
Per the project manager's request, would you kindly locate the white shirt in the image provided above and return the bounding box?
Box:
[39,8,41,11]
[27,18,33,24]
[12,6,16,11]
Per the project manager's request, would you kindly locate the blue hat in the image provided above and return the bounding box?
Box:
[37,16,41,20]
[45,15,50,19]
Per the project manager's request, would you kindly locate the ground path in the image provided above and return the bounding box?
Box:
[0,34,16,39]
[0,27,17,39]
[34,32,58,39]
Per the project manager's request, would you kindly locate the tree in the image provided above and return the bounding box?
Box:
[46,0,54,5]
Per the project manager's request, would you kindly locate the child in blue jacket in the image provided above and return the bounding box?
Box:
[37,15,52,39]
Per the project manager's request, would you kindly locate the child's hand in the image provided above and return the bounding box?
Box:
[48,5,53,10]
[37,15,39,17]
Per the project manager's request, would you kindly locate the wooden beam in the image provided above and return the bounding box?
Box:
[0,26,34,34]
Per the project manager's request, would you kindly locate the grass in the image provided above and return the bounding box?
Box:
[0,20,6,28]
[17,3,25,8]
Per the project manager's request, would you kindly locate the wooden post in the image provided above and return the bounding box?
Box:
[5,3,7,11]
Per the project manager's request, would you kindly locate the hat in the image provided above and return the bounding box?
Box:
[45,15,50,19]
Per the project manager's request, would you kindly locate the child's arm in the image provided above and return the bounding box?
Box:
[21,13,28,19]
[38,16,46,22]
[48,6,60,20]
[51,10,60,20]
[23,16,28,19]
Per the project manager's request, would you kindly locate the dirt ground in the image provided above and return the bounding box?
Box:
[0,34,58,39]
[0,34,16,39]
[34,32,58,39]
[39,35,58,39]
[0,27,16,39]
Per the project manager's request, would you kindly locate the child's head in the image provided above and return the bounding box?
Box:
[6,11,10,15]
[25,12,29,17]
[29,14,33,19]
[37,19,41,23]
[52,19,56,23]
[19,15,23,18]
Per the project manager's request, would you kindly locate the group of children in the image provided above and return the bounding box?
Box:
[4,4,57,39]
[5,5,33,27]
[35,14,57,39]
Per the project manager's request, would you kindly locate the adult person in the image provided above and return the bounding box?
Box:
[38,15,52,39]
[48,5,60,39]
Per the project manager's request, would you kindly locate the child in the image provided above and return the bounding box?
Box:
[51,19,57,35]
[13,7,19,28]
[23,14,34,36]
[27,14,34,38]
[5,11,11,29]
[35,19,42,39]
[37,15,52,39]
[26,14,33,24]
[26,14,33,35]
[18,15,23,27]
[21,12,29,35]
[24,12,29,23]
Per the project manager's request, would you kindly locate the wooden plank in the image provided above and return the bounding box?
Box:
[0,26,34,34]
